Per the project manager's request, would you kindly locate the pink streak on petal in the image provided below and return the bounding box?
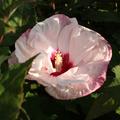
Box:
[53,14,71,27]
[22,29,31,39]
[8,52,18,65]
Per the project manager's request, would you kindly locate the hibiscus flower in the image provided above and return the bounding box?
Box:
[9,14,112,100]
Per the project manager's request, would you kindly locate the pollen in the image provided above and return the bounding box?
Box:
[54,51,63,72]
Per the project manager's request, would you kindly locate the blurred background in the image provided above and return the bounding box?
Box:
[0,0,120,120]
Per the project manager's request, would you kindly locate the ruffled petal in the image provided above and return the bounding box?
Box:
[45,61,110,100]
[69,25,112,65]
[58,18,78,53]
[27,52,57,86]
[27,14,73,50]
[15,14,72,63]
[45,26,112,100]
[15,29,37,63]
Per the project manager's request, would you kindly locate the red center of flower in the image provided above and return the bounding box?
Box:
[50,50,73,76]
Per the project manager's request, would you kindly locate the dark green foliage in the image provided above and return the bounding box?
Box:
[0,0,120,120]
[0,55,35,120]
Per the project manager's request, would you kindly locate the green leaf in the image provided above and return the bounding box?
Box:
[108,65,120,87]
[116,106,120,115]
[0,55,35,120]
[86,65,120,120]
[0,20,5,35]
[21,85,81,120]
[82,11,120,23]
[0,84,5,96]
[86,85,120,120]
[0,47,9,66]
[112,32,120,46]
[113,65,120,80]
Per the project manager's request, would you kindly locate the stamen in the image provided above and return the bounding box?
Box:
[54,51,63,72]
[50,51,73,76]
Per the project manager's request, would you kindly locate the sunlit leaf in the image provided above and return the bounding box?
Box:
[108,65,120,87]
[116,106,120,115]
[0,55,35,120]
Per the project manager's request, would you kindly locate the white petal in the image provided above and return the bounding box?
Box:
[69,25,112,65]
[45,26,112,100]
[15,29,38,63]
[27,52,56,86]
[15,14,73,63]
[58,18,78,53]
[12,14,112,100]
[58,22,78,53]
[27,14,74,50]
[45,61,109,100]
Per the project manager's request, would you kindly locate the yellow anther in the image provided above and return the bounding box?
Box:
[54,51,63,72]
